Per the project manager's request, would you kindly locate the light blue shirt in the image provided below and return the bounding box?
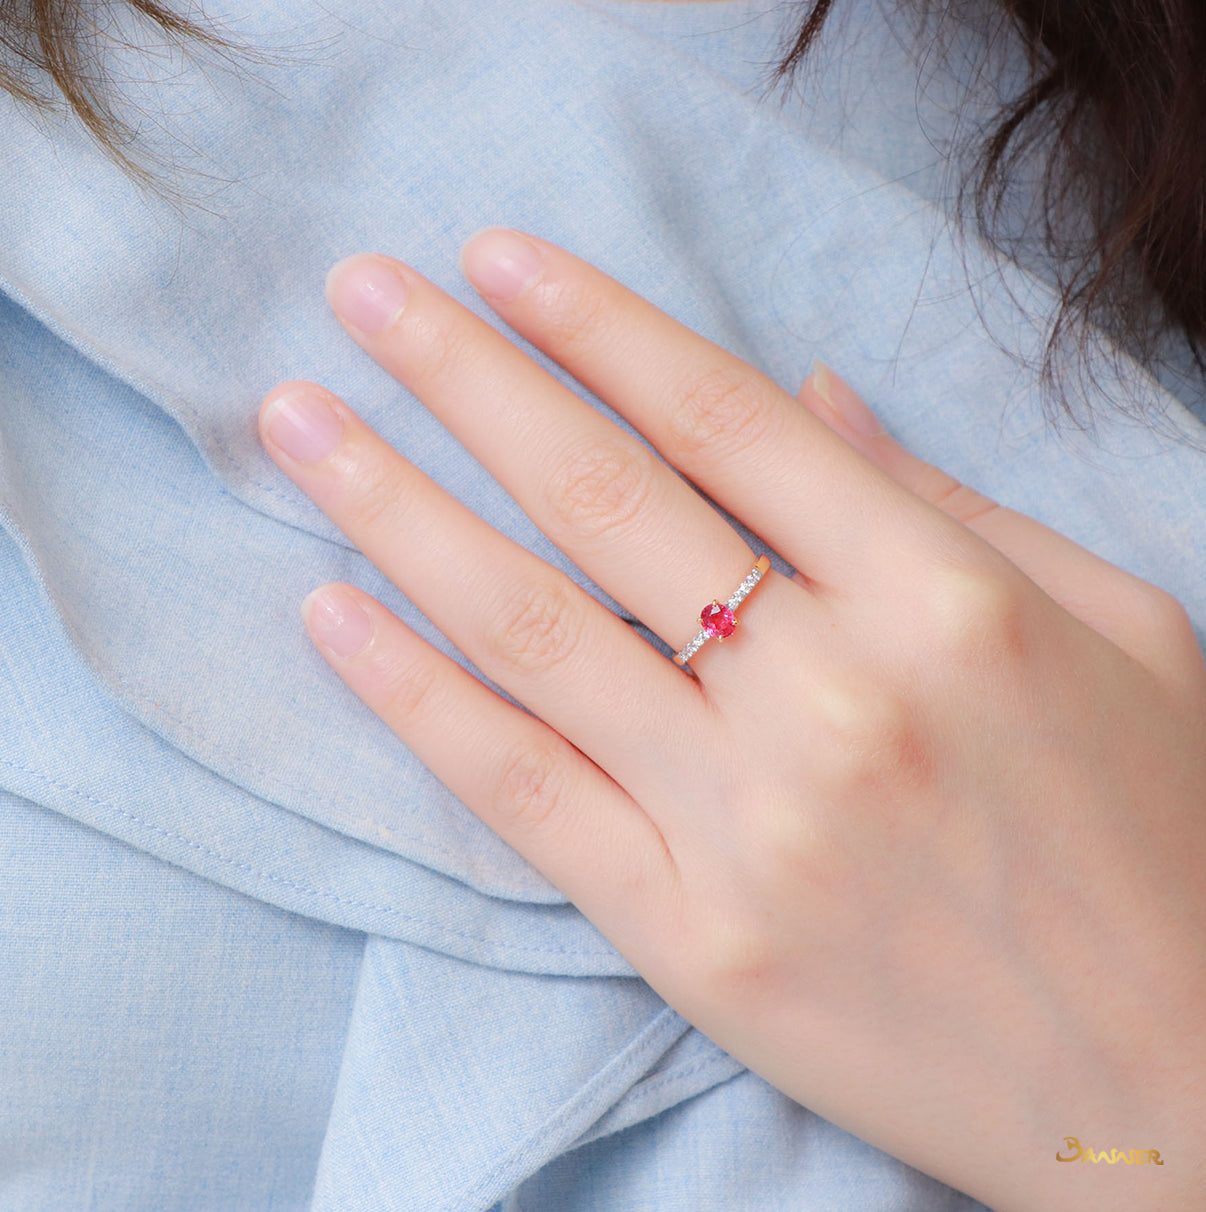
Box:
[2,1,1202,1207]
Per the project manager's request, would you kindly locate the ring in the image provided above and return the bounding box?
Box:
[673,554,771,670]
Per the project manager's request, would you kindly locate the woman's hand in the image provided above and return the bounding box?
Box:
[258,230,1206,1212]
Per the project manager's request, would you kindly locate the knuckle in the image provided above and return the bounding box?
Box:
[1127,583,1202,672]
[535,280,618,355]
[868,710,932,793]
[406,312,481,386]
[925,471,1000,526]
[493,739,569,834]
[347,456,419,534]
[544,436,657,541]
[371,648,442,729]
[687,843,829,992]
[809,677,931,794]
[926,560,1031,670]
[488,577,582,675]
[1132,583,1195,644]
[667,365,778,460]
[696,916,779,991]
[741,792,834,890]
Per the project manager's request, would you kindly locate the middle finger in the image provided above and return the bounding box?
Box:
[323,252,795,681]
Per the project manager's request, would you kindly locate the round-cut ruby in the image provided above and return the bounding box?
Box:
[700,601,736,639]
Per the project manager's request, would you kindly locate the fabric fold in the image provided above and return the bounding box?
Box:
[2,2,1204,1204]
[310,938,745,1211]
[4,0,1203,938]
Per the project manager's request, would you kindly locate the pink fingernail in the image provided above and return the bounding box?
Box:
[460,228,545,302]
[812,362,883,438]
[263,388,343,463]
[326,256,410,335]
[302,586,374,659]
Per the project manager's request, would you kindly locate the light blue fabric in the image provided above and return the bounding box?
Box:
[1,0,1203,1207]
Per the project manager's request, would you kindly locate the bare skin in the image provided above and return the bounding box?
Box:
[259,229,1206,1211]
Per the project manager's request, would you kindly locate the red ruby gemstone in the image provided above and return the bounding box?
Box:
[700,602,736,639]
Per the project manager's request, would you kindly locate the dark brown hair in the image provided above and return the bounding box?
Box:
[5,0,1206,413]
[775,0,1206,420]
[0,0,233,184]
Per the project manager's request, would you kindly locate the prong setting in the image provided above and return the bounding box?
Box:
[673,555,770,668]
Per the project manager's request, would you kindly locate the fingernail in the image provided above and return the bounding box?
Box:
[812,361,883,438]
[302,586,374,659]
[263,388,343,463]
[460,228,545,302]
[326,256,410,335]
